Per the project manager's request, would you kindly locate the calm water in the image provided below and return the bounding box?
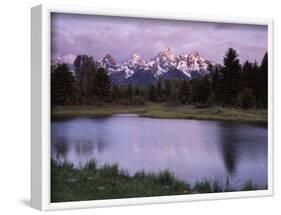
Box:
[51,114,268,189]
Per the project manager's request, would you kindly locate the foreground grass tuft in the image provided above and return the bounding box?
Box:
[242,180,258,191]
[51,159,261,202]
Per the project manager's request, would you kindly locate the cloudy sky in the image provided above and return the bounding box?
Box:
[51,13,268,65]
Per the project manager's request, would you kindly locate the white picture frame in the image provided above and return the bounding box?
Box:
[31,4,274,211]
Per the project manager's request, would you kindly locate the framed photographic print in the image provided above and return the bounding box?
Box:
[31,4,274,211]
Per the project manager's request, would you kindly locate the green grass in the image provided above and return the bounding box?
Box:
[51,159,187,202]
[52,102,267,125]
[51,159,260,203]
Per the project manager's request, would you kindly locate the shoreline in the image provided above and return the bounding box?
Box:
[51,103,268,125]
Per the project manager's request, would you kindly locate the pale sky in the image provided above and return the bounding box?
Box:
[51,12,268,65]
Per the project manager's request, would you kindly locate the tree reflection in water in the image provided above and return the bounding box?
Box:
[52,135,69,161]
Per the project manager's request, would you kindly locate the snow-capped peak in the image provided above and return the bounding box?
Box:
[130,53,144,65]
[158,47,176,61]
[189,51,200,58]
[97,54,122,75]
[101,54,117,66]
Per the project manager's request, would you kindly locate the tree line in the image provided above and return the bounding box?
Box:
[51,48,268,109]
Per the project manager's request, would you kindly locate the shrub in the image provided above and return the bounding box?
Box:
[157,170,175,185]
[242,180,257,191]
[84,159,97,172]
[212,179,222,192]
[132,96,145,105]
[207,93,217,106]
[193,180,212,193]
[237,88,256,109]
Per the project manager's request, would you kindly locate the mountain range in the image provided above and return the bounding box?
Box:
[64,48,219,86]
[95,47,218,86]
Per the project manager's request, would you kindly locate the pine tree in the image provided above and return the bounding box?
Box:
[242,60,253,89]
[111,84,120,100]
[170,80,181,102]
[260,52,268,107]
[211,67,223,104]
[126,84,133,100]
[220,48,242,105]
[157,81,163,101]
[51,63,76,106]
[148,85,157,102]
[246,61,264,106]
[92,67,111,101]
[164,80,171,100]
[192,76,211,104]
[134,86,140,96]
[179,80,192,104]
[74,55,96,97]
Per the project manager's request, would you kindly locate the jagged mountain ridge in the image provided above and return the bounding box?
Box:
[96,47,217,86]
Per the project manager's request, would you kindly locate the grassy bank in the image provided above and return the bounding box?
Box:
[51,159,259,203]
[52,103,267,124]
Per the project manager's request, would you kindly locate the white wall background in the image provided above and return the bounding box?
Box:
[0,0,280,214]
